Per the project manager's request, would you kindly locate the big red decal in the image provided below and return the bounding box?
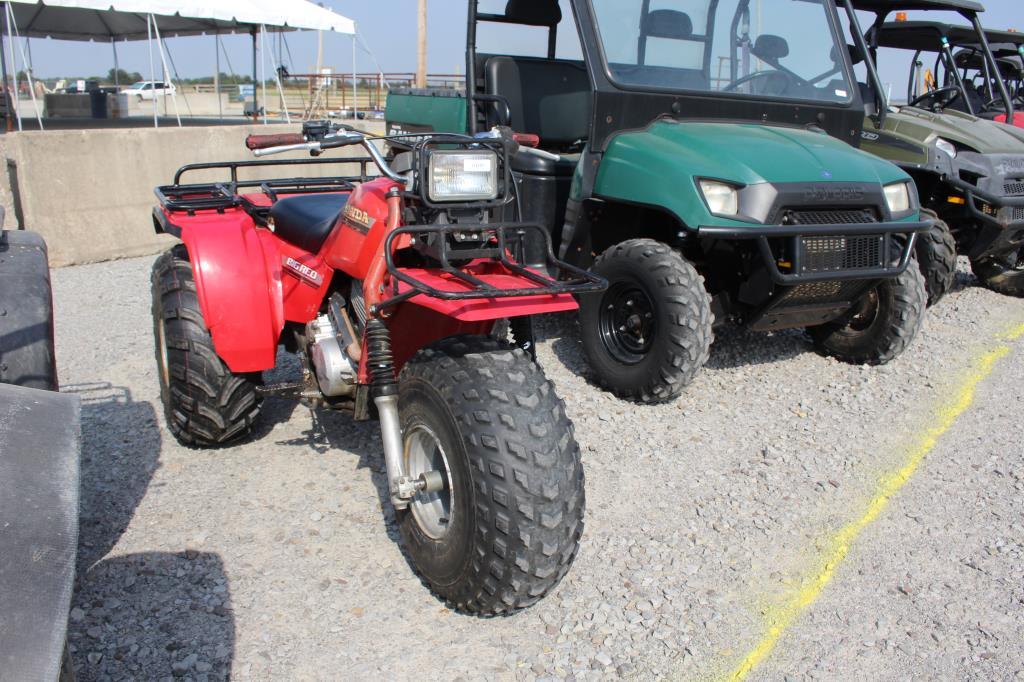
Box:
[283,256,323,287]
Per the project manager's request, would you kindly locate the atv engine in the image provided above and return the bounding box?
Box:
[306,311,358,396]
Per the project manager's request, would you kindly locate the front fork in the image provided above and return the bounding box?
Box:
[365,319,443,509]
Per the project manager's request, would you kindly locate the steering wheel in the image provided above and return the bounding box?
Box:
[723,70,799,96]
[982,96,1013,112]
[909,86,961,111]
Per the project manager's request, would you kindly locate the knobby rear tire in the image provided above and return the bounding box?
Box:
[151,244,263,446]
[397,336,584,616]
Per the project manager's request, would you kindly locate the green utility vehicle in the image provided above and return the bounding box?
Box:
[849,0,1024,300]
[388,0,930,403]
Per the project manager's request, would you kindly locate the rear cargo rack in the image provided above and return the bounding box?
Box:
[155,156,376,214]
[374,223,605,313]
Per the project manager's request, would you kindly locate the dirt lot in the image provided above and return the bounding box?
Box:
[54,255,1024,681]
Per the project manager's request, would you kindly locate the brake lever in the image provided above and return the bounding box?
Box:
[253,141,323,157]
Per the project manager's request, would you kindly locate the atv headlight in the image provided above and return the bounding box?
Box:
[698,179,740,216]
[884,181,911,213]
[428,150,498,202]
[935,137,957,159]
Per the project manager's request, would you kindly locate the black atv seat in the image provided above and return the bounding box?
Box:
[483,55,591,152]
[269,193,349,254]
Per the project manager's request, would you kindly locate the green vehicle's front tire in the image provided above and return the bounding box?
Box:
[580,239,713,403]
[970,248,1024,298]
[809,261,926,365]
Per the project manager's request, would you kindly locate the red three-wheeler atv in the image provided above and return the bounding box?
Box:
[149,121,605,615]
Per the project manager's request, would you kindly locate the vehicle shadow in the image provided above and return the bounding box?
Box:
[275,407,402,543]
[542,311,810,383]
[58,384,234,679]
[61,382,161,572]
[67,550,234,681]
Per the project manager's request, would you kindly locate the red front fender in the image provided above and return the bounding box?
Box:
[175,210,285,373]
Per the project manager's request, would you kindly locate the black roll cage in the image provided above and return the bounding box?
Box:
[466,1,561,135]
[855,10,1015,121]
[466,0,866,148]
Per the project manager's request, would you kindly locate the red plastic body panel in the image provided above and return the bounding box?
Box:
[173,207,284,373]
[995,111,1024,128]
[322,179,401,280]
[356,307,492,382]
[167,201,333,373]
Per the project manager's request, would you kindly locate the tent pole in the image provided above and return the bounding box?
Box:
[6,2,20,131]
[266,26,290,124]
[151,18,181,127]
[0,4,11,133]
[259,25,267,124]
[251,28,258,123]
[6,4,41,130]
[352,34,357,122]
[147,14,158,128]
[112,40,119,88]
[214,33,221,121]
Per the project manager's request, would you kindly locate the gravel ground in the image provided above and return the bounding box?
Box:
[52,255,1024,681]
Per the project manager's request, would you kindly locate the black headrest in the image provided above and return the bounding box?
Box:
[848,43,864,66]
[642,10,693,40]
[753,34,789,61]
[832,44,863,66]
[504,0,561,27]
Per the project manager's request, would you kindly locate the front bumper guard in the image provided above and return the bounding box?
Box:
[697,220,930,285]
[942,175,1024,258]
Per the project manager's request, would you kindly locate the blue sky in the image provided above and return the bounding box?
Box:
[11,0,1023,88]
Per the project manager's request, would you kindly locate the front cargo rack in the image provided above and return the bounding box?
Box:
[374,223,606,312]
[155,156,376,215]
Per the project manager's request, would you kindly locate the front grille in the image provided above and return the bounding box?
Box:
[1004,181,1024,196]
[782,280,869,306]
[787,208,878,225]
[798,235,884,273]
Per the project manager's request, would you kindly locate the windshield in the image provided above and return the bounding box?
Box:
[128,82,147,90]
[589,0,854,103]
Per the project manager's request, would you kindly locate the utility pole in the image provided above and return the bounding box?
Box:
[416,0,427,88]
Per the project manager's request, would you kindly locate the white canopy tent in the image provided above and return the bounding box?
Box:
[0,0,358,130]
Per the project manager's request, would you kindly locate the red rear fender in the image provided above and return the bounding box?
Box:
[176,210,285,373]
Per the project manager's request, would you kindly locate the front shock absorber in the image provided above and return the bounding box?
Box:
[366,319,441,509]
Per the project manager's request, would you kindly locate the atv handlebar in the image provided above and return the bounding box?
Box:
[245,133,306,150]
[252,130,408,185]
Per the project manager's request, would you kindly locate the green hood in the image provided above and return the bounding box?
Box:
[866,106,1024,160]
[593,120,910,228]
[608,120,907,184]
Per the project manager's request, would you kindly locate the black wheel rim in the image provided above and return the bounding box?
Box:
[845,288,880,332]
[598,281,656,365]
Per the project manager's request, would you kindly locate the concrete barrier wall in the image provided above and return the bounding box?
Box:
[0,121,385,266]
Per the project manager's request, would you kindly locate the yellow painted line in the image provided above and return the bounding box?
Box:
[723,321,1024,681]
